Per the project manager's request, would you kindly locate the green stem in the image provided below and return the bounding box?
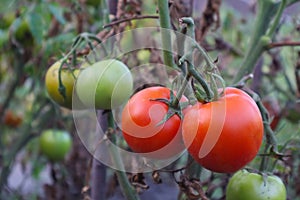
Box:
[107,112,140,200]
[259,143,270,172]
[157,0,174,68]
[266,0,287,37]
[257,101,278,150]
[171,73,190,108]
[233,0,281,83]
[188,63,212,101]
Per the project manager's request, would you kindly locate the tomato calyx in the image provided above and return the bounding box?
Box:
[149,89,190,125]
[150,97,188,126]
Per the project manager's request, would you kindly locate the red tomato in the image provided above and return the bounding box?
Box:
[121,86,188,159]
[182,87,263,173]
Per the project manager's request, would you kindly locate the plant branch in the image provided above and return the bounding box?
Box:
[233,0,282,83]
[266,0,287,37]
[103,15,159,28]
[268,41,300,49]
[0,100,50,192]
[158,0,175,68]
[0,47,24,127]
[106,112,140,200]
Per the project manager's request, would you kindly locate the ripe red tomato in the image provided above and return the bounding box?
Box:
[121,86,187,159]
[182,87,264,173]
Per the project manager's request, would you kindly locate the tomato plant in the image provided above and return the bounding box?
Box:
[121,86,187,159]
[45,61,80,109]
[76,59,133,109]
[226,170,287,200]
[39,129,72,161]
[182,87,264,173]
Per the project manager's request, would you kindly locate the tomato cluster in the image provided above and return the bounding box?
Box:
[43,55,287,199]
[45,57,265,173]
[121,86,264,173]
[45,59,133,110]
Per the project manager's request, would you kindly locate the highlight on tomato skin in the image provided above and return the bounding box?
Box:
[182,87,264,173]
[121,86,188,159]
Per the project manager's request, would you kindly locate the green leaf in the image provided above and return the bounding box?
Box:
[26,12,44,44]
[48,4,66,25]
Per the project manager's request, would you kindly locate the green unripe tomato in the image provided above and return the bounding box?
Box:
[226,170,286,200]
[39,129,72,161]
[14,19,34,46]
[137,50,151,64]
[75,59,133,109]
[0,13,15,29]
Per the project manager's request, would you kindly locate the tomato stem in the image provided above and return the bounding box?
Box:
[178,17,225,102]
[58,60,67,100]
[188,63,212,102]
[171,72,190,108]
[233,0,285,83]
[249,91,279,172]
[106,112,140,200]
[157,0,175,69]
[266,0,287,37]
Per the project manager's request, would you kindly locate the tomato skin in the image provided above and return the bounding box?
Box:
[45,61,81,109]
[182,87,263,173]
[226,170,287,200]
[39,129,72,161]
[76,59,133,109]
[121,86,187,158]
[4,110,23,128]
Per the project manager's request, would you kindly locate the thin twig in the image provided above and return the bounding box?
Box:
[268,41,300,49]
[103,15,159,28]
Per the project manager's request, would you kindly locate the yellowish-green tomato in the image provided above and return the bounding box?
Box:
[45,61,80,109]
